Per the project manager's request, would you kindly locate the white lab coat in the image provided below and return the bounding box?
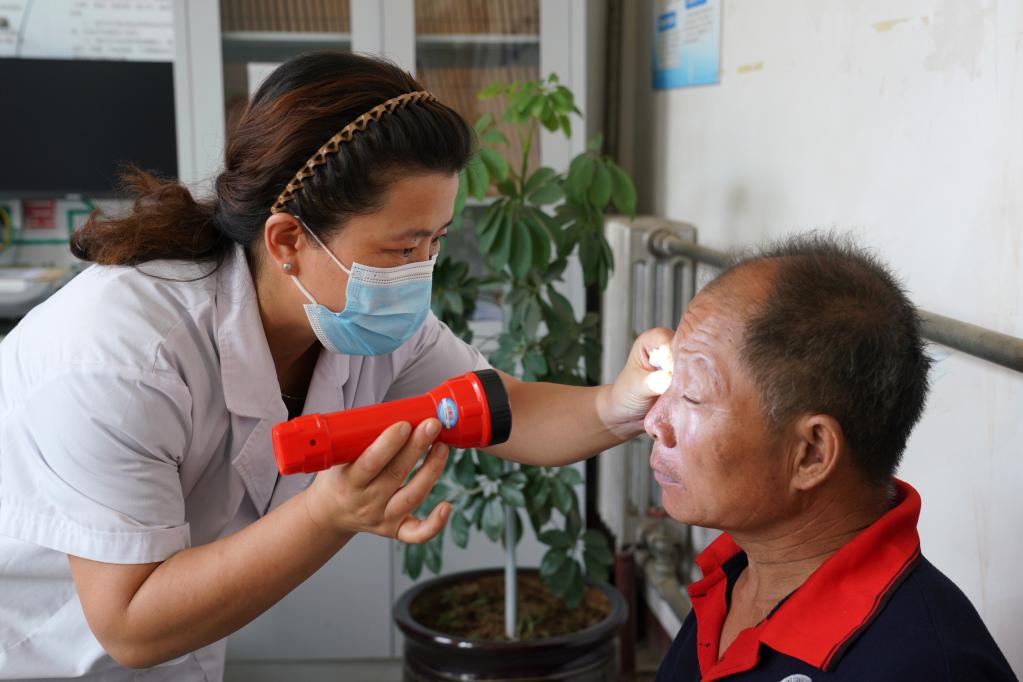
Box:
[0,245,487,680]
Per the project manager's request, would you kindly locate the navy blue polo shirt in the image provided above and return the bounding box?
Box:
[656,480,1017,681]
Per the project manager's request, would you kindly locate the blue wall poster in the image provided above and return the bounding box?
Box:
[653,0,721,89]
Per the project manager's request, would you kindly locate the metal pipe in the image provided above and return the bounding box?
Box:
[918,311,1023,375]
[633,548,691,622]
[647,230,1023,375]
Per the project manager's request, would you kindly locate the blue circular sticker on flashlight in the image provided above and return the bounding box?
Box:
[437,398,459,429]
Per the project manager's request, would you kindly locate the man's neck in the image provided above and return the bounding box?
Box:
[728,482,892,614]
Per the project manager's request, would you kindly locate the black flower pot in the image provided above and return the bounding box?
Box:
[394,568,628,681]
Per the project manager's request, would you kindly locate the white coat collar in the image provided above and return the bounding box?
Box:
[215,245,350,515]
[215,245,285,420]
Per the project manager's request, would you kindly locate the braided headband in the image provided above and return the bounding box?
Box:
[270,90,438,214]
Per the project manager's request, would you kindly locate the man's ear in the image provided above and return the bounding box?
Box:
[789,414,844,492]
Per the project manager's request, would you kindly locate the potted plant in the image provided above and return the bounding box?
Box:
[393,75,638,681]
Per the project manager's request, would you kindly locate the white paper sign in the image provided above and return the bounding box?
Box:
[0,0,174,62]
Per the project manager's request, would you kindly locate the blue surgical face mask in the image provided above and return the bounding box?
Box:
[289,221,435,356]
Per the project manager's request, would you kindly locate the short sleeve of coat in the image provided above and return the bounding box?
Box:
[0,367,192,564]
[384,313,491,401]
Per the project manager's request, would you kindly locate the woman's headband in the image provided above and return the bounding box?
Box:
[270,90,438,215]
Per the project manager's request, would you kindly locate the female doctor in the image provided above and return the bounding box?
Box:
[0,51,669,679]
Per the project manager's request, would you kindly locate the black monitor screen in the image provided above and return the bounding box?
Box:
[0,58,178,198]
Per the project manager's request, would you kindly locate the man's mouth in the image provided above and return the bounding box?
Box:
[649,452,681,487]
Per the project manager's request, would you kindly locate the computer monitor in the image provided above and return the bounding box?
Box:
[0,57,178,198]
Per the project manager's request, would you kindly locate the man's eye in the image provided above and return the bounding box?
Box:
[683,395,701,405]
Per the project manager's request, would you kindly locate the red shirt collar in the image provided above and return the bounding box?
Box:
[687,479,922,680]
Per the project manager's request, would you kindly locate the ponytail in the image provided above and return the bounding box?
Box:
[70,166,230,266]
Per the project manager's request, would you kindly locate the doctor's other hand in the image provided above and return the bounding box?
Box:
[303,419,450,544]
[597,326,675,440]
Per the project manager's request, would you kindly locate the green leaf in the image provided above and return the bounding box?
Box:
[451,510,470,548]
[559,114,572,139]
[513,89,535,114]
[524,350,548,377]
[479,147,510,182]
[528,503,551,533]
[524,167,558,196]
[529,94,545,116]
[566,154,595,201]
[508,220,533,280]
[557,467,584,486]
[465,155,489,199]
[546,286,575,324]
[454,450,477,487]
[538,528,574,549]
[489,211,514,272]
[551,478,573,514]
[479,81,504,99]
[502,470,528,487]
[499,482,527,507]
[551,86,574,113]
[587,133,605,153]
[599,236,614,289]
[477,451,503,480]
[469,494,486,528]
[477,210,506,256]
[425,533,443,574]
[452,170,469,226]
[584,552,611,583]
[579,235,600,286]
[404,543,425,579]
[583,529,614,565]
[528,182,564,206]
[474,112,495,133]
[482,495,504,541]
[442,290,463,316]
[566,506,582,539]
[562,562,585,607]
[540,547,569,579]
[497,177,518,196]
[522,214,552,269]
[545,556,581,599]
[609,164,637,216]
[482,127,511,147]
[589,162,612,208]
[526,476,550,510]
[475,199,502,234]
[522,297,542,338]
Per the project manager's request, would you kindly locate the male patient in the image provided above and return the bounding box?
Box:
[645,234,1016,681]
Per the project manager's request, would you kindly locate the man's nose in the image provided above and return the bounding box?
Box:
[643,394,676,448]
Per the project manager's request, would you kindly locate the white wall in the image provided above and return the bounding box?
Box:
[621,0,1022,673]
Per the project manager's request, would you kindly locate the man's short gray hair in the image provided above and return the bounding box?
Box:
[713,232,932,485]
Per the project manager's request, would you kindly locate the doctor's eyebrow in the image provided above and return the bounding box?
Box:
[398,222,452,240]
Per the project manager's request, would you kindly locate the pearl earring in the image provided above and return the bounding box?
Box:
[282,263,293,273]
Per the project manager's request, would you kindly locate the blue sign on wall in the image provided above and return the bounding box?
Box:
[653,0,721,89]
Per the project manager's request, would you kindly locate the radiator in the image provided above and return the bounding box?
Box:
[598,216,700,549]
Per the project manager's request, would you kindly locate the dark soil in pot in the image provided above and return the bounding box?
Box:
[411,572,610,640]
[395,568,628,681]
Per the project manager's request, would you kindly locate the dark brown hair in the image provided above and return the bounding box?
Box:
[719,233,932,485]
[70,51,474,267]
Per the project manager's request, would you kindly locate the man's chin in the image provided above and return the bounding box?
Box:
[660,490,704,526]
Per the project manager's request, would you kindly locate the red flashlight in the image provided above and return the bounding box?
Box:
[272,369,512,475]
